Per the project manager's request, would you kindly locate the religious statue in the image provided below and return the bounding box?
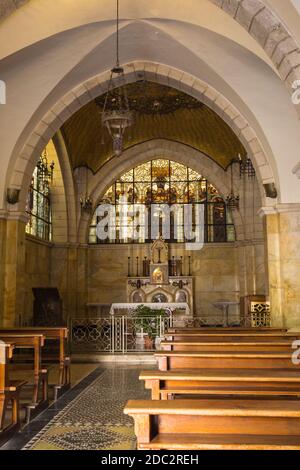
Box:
[152,268,163,284]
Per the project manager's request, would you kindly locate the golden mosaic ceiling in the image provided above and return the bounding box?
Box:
[61,82,246,173]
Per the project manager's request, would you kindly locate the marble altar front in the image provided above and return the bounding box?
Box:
[109,302,191,317]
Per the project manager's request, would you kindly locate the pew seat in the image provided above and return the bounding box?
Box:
[137,433,300,451]
[167,328,288,333]
[140,369,300,400]
[161,340,294,352]
[165,333,299,342]
[155,350,298,370]
[124,399,300,450]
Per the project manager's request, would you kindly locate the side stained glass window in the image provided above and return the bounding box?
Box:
[26,152,54,242]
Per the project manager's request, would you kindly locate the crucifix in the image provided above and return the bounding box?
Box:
[157,246,163,264]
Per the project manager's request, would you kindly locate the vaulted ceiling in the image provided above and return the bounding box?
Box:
[61,82,246,173]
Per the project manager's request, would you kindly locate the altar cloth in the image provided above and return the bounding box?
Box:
[109,302,191,317]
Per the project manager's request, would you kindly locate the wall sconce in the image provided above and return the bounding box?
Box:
[264,183,278,199]
[80,196,93,213]
[7,188,20,205]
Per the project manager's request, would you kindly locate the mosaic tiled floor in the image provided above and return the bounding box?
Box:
[22,368,150,451]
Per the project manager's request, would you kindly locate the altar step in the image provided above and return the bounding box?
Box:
[72,353,157,365]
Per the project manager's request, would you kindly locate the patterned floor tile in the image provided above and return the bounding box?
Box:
[23,368,150,451]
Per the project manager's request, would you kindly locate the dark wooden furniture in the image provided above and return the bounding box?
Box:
[140,369,300,400]
[124,399,300,450]
[0,342,27,445]
[33,288,63,327]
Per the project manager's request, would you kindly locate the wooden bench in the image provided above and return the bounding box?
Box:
[0,333,48,422]
[0,327,71,400]
[161,340,295,352]
[165,332,300,342]
[124,399,300,450]
[0,342,27,445]
[155,350,298,370]
[140,369,300,400]
[167,327,288,333]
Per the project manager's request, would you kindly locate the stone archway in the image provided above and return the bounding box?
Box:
[209,0,300,108]
[2,0,300,102]
[8,61,276,219]
[78,139,249,244]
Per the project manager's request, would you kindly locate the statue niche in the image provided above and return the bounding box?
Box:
[150,237,169,285]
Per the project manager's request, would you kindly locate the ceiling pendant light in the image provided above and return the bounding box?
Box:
[239,154,256,178]
[100,0,133,157]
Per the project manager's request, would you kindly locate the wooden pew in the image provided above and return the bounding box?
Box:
[168,327,288,333]
[0,327,71,400]
[0,342,27,444]
[155,350,298,371]
[0,334,48,422]
[140,369,300,400]
[165,332,299,342]
[161,340,295,352]
[124,399,300,450]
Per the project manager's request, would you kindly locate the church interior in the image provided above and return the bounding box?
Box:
[1,0,300,452]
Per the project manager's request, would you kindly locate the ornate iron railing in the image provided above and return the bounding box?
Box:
[71,313,270,354]
[71,316,173,353]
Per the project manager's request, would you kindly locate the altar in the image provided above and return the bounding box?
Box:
[109,302,191,317]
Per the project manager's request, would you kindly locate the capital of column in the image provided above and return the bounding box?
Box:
[258,203,300,218]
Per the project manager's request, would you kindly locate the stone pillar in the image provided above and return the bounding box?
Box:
[1,217,26,326]
[263,205,300,328]
[0,216,7,324]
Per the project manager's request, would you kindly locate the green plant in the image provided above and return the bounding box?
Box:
[133,305,167,339]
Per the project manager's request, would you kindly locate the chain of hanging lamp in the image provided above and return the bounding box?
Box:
[100,0,133,157]
[226,153,257,212]
[226,160,240,211]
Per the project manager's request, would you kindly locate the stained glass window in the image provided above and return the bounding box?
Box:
[89,159,235,244]
[26,153,53,242]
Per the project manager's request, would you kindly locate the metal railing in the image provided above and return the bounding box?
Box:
[70,312,271,354]
[71,316,173,354]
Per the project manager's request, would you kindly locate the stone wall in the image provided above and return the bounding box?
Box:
[23,236,52,324]
[85,242,266,323]
[266,207,300,329]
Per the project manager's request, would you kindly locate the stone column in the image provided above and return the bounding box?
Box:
[0,216,7,324]
[263,205,300,329]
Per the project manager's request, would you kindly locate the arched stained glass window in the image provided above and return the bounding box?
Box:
[26,150,54,242]
[89,159,235,244]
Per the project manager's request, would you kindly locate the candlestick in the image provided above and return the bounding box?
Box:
[128,257,131,277]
